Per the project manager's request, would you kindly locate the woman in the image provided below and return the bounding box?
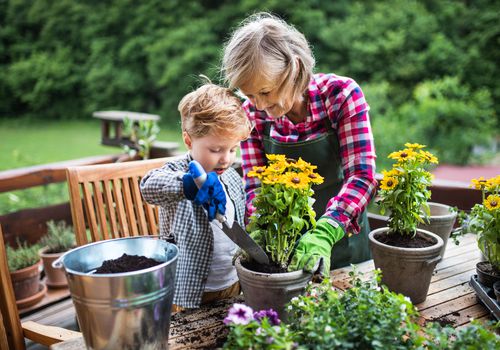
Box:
[222,13,377,275]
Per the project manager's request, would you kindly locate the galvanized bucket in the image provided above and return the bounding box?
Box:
[54,236,178,350]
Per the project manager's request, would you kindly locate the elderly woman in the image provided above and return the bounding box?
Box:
[222,13,377,276]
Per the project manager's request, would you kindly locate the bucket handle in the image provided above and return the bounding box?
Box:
[52,256,64,269]
[425,255,441,267]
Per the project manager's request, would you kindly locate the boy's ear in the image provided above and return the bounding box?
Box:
[183,131,192,150]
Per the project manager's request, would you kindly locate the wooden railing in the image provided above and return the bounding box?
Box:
[0,154,130,247]
[0,157,482,248]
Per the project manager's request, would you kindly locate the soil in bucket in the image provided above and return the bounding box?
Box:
[94,253,161,274]
[242,259,286,274]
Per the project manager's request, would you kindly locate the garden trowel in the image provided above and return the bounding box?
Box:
[189,160,270,265]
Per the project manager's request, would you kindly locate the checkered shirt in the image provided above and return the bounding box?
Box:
[140,153,246,308]
[241,73,377,234]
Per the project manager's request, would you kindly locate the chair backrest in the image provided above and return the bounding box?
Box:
[0,225,25,350]
[66,157,173,246]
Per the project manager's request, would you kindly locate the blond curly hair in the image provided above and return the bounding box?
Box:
[179,83,252,140]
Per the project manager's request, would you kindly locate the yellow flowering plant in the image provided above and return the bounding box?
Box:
[456,176,500,270]
[246,154,324,268]
[378,143,438,236]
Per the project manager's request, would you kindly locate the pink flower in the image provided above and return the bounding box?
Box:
[224,303,254,325]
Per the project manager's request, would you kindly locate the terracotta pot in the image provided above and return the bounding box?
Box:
[476,261,500,288]
[369,228,444,304]
[368,202,456,262]
[235,257,312,321]
[39,246,69,288]
[10,260,42,300]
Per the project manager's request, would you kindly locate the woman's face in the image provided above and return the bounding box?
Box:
[239,75,295,119]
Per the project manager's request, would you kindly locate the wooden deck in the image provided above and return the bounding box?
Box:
[24,233,492,349]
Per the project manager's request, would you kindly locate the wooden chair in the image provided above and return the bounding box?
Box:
[0,225,81,349]
[66,157,173,246]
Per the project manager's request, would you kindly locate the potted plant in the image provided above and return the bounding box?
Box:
[454,175,500,288]
[39,220,76,288]
[368,143,444,303]
[223,271,500,349]
[235,154,324,319]
[6,239,46,308]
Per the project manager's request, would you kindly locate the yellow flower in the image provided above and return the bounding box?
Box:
[266,154,287,163]
[247,166,267,179]
[404,143,426,149]
[470,177,488,190]
[418,150,439,164]
[486,175,500,191]
[388,148,416,162]
[262,173,283,185]
[307,172,324,185]
[382,168,401,177]
[290,158,318,173]
[282,172,310,190]
[484,194,500,211]
[267,161,287,174]
[380,176,399,191]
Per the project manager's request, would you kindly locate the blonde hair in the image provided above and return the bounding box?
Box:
[178,83,252,140]
[222,12,315,100]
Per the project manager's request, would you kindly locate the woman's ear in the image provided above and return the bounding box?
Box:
[183,131,192,150]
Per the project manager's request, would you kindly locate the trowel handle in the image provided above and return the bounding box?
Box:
[189,160,226,223]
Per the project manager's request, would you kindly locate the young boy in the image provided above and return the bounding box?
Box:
[140,83,252,309]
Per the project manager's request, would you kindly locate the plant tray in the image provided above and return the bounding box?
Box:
[469,275,500,320]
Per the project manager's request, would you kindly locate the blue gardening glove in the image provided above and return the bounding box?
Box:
[182,165,226,221]
[288,217,345,277]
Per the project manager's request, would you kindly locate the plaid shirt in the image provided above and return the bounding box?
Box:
[241,73,377,234]
[140,153,246,308]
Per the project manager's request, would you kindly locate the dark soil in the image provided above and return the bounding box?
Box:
[242,259,288,273]
[94,253,161,274]
[477,261,500,277]
[375,232,436,248]
[427,315,456,327]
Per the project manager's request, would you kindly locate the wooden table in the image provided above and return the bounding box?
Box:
[47,233,492,349]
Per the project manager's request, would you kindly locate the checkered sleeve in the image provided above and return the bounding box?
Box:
[323,78,377,234]
[140,158,187,208]
[240,101,266,219]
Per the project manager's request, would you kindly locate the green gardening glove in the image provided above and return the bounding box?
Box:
[288,217,345,277]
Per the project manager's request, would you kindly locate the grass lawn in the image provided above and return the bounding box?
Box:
[0,118,186,214]
[0,118,185,171]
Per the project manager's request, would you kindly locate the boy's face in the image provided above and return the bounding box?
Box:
[183,131,240,175]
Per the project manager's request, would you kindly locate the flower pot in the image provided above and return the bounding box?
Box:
[53,236,178,350]
[9,260,43,301]
[235,257,312,321]
[39,247,69,288]
[418,203,457,261]
[368,202,456,262]
[369,228,444,304]
[476,261,500,288]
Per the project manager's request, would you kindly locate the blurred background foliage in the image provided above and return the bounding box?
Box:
[1,0,498,167]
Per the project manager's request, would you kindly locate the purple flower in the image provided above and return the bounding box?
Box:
[253,309,281,326]
[224,303,254,325]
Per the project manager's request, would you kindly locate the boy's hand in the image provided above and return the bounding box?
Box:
[288,217,345,277]
[183,170,226,221]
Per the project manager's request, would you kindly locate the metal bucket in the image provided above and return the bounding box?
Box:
[53,236,178,350]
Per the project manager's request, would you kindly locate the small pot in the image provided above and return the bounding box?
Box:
[235,257,312,321]
[10,260,42,300]
[39,246,70,288]
[476,261,500,288]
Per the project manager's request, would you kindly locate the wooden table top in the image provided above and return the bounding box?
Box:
[48,233,491,349]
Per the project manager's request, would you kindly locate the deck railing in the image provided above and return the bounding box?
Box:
[0,158,481,247]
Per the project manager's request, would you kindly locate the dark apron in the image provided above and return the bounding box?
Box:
[262,118,371,269]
